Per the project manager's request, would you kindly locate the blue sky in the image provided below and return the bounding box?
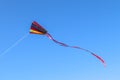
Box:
[0,0,120,80]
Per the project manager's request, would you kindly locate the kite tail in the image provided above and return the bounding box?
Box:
[45,33,69,47]
[45,33,106,67]
[71,46,106,67]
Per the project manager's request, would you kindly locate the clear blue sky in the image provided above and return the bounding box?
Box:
[0,0,120,80]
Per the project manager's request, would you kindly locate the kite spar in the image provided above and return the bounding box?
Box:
[30,21,106,67]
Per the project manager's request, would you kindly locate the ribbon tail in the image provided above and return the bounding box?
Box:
[45,33,69,47]
[71,46,106,67]
[91,53,106,67]
[45,33,106,67]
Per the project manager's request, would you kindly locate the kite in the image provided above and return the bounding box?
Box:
[30,21,106,67]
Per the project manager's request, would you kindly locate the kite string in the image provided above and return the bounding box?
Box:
[46,33,106,67]
[0,33,29,57]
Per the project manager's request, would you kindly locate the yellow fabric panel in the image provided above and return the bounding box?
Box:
[30,29,44,34]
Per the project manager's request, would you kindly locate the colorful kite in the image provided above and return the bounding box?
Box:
[30,21,106,67]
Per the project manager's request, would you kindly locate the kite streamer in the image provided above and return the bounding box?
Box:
[30,21,106,67]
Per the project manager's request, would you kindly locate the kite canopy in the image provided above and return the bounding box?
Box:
[30,21,47,35]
